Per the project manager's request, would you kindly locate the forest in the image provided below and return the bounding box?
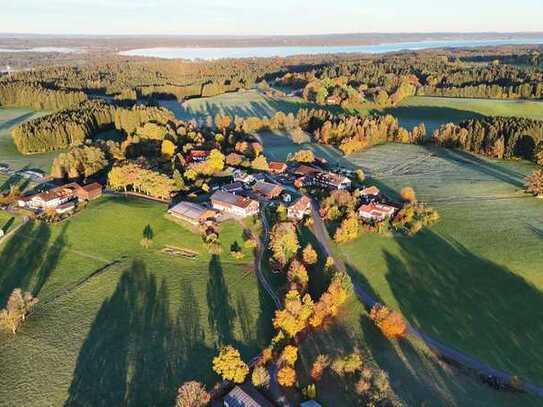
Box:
[433,116,543,163]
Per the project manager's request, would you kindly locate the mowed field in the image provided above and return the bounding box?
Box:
[0,197,274,407]
[159,89,334,123]
[387,96,543,133]
[342,144,543,385]
[0,108,59,172]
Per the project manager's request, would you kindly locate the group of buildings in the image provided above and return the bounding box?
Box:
[16,182,103,215]
[168,157,402,227]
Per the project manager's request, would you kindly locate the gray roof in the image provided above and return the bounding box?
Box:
[168,201,209,220]
[223,384,274,407]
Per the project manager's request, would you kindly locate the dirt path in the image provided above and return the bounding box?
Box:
[308,200,543,399]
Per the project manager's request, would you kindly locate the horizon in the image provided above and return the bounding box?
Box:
[1,31,543,38]
[2,0,542,36]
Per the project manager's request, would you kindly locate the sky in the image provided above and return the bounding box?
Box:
[1,0,542,36]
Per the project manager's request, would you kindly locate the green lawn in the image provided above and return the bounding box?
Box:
[159,89,335,122]
[386,96,543,133]
[339,144,543,387]
[0,196,274,407]
[0,107,59,172]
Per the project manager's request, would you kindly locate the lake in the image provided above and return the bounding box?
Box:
[119,38,543,60]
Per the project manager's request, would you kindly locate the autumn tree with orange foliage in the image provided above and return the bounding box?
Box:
[309,273,350,328]
[287,260,309,291]
[370,304,407,339]
[311,354,330,382]
[277,366,297,387]
[273,289,314,337]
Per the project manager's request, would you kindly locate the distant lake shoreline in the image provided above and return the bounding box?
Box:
[119,38,543,60]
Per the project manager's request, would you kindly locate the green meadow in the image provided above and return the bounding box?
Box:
[0,197,274,407]
[0,107,59,172]
[340,144,543,386]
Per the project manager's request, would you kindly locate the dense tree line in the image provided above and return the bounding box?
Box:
[0,81,87,110]
[433,116,543,162]
[279,52,543,106]
[51,145,108,179]
[7,58,287,101]
[314,115,425,154]
[12,100,174,154]
[108,163,176,199]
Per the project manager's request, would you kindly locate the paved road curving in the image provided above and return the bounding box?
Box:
[308,200,543,399]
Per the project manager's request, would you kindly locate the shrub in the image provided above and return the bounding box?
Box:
[400,186,416,202]
[175,381,210,407]
[370,304,407,339]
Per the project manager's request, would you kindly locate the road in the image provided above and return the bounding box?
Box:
[308,199,543,398]
[254,207,282,309]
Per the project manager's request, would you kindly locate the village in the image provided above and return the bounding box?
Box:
[1,147,401,234]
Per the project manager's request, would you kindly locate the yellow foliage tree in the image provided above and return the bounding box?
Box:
[277,366,297,387]
[212,345,249,383]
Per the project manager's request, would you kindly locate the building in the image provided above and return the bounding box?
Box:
[293,165,321,177]
[55,201,76,215]
[223,384,274,407]
[358,202,398,222]
[18,184,77,210]
[222,182,244,193]
[288,195,312,220]
[326,95,342,105]
[186,150,210,163]
[268,161,288,174]
[17,182,102,211]
[233,169,255,185]
[252,182,283,200]
[211,191,259,218]
[76,183,103,201]
[168,201,217,225]
[294,176,314,189]
[360,186,381,198]
[314,172,351,190]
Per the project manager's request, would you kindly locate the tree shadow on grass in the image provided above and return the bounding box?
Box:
[0,111,35,132]
[381,105,485,134]
[0,222,51,303]
[64,260,215,407]
[207,255,236,347]
[383,229,543,384]
[426,146,527,188]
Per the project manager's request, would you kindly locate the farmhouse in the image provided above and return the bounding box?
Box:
[223,384,274,407]
[252,181,283,199]
[168,201,217,225]
[18,184,77,210]
[288,195,312,220]
[294,165,321,177]
[76,183,103,201]
[186,150,209,163]
[17,182,103,210]
[314,172,351,190]
[326,95,342,105]
[268,161,288,174]
[55,201,76,215]
[221,182,244,193]
[210,190,259,218]
[358,202,398,222]
[360,186,381,198]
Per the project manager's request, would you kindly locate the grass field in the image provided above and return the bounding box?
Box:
[0,196,274,407]
[160,90,335,123]
[0,107,59,172]
[387,96,543,133]
[339,144,543,387]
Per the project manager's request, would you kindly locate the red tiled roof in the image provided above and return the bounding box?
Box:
[361,186,380,196]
